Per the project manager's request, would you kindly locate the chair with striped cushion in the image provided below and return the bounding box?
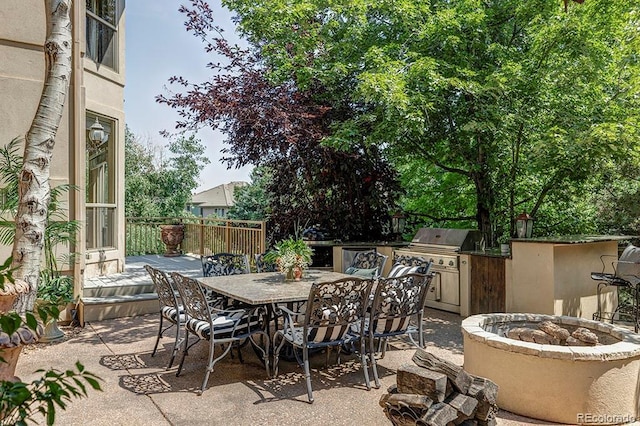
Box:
[170,272,270,394]
[272,277,373,403]
[346,250,388,279]
[360,272,433,388]
[144,265,186,369]
[387,254,432,278]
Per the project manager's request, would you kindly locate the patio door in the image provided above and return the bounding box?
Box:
[86,114,116,250]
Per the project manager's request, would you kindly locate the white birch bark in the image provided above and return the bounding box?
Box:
[12,0,73,313]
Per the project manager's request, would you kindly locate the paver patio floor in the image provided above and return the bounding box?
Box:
[15,308,591,425]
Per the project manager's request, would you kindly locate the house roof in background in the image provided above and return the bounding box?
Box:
[190,181,248,208]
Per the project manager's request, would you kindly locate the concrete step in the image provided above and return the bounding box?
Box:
[83,270,155,297]
[80,293,159,323]
[80,256,202,323]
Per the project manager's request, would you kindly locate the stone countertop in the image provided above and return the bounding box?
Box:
[510,235,635,244]
[309,241,409,247]
[459,248,510,258]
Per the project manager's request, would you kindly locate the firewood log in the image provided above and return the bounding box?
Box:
[397,364,451,402]
[412,349,473,394]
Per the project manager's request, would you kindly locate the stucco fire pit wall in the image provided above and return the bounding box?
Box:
[462,313,640,425]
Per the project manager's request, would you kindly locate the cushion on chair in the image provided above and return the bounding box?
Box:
[161,306,187,322]
[374,317,411,335]
[345,267,378,278]
[387,263,420,278]
[184,311,260,340]
[309,324,351,343]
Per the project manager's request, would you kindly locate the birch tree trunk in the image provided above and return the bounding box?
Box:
[11,0,73,313]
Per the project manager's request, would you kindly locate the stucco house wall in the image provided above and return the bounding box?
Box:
[0,1,126,292]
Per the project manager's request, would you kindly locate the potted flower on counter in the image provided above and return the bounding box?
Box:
[264,237,313,281]
[498,235,511,255]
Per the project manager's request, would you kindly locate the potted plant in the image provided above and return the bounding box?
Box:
[264,237,313,281]
[498,235,511,255]
[0,257,41,383]
[35,270,74,343]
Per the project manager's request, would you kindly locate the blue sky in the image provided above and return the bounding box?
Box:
[124,1,252,193]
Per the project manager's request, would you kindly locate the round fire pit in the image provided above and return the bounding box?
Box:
[462,313,640,425]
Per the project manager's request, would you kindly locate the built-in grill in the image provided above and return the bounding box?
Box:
[394,228,483,313]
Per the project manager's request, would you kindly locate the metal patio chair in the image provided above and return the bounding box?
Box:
[272,276,373,403]
[170,272,270,394]
[254,252,277,273]
[201,253,251,309]
[345,250,388,279]
[388,254,432,277]
[201,253,251,277]
[357,272,433,388]
[144,265,186,369]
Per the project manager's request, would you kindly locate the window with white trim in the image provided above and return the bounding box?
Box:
[86,0,121,70]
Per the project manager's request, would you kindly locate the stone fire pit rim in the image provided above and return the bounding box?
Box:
[461,313,640,361]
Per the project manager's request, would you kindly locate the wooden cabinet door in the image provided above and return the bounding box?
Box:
[470,256,506,314]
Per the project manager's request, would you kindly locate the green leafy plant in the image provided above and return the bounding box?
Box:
[0,362,102,426]
[263,237,313,274]
[0,138,81,270]
[34,271,75,323]
[497,235,511,245]
[0,255,101,424]
[36,271,73,305]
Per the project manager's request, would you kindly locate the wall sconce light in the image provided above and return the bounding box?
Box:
[515,212,534,238]
[88,117,109,147]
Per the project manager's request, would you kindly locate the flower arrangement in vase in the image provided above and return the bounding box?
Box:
[264,237,313,281]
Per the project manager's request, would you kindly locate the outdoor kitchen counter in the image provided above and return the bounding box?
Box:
[460,249,510,258]
[507,236,631,320]
[510,235,632,244]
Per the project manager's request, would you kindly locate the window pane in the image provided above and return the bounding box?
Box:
[87,0,117,25]
[86,206,115,250]
[86,15,116,69]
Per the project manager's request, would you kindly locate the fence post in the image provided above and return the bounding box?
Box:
[199,218,205,256]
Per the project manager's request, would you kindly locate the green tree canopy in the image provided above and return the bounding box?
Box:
[125,127,210,217]
[227,167,271,221]
[222,0,640,242]
[158,3,403,242]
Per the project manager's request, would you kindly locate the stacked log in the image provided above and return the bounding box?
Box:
[380,349,498,426]
[506,321,599,346]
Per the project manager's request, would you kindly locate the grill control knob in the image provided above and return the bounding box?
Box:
[429,258,434,263]
[449,260,454,266]
[438,259,444,265]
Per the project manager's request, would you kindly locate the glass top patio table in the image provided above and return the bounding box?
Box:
[197,269,352,306]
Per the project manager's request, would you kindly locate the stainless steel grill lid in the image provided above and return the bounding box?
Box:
[409,228,483,252]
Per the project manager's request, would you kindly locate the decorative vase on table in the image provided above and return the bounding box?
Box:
[160,224,185,257]
[284,267,295,282]
[293,266,303,281]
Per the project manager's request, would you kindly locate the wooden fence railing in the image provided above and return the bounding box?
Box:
[126,217,266,259]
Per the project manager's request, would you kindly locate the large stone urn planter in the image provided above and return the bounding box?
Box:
[34,300,67,343]
[0,280,42,382]
[160,224,185,257]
